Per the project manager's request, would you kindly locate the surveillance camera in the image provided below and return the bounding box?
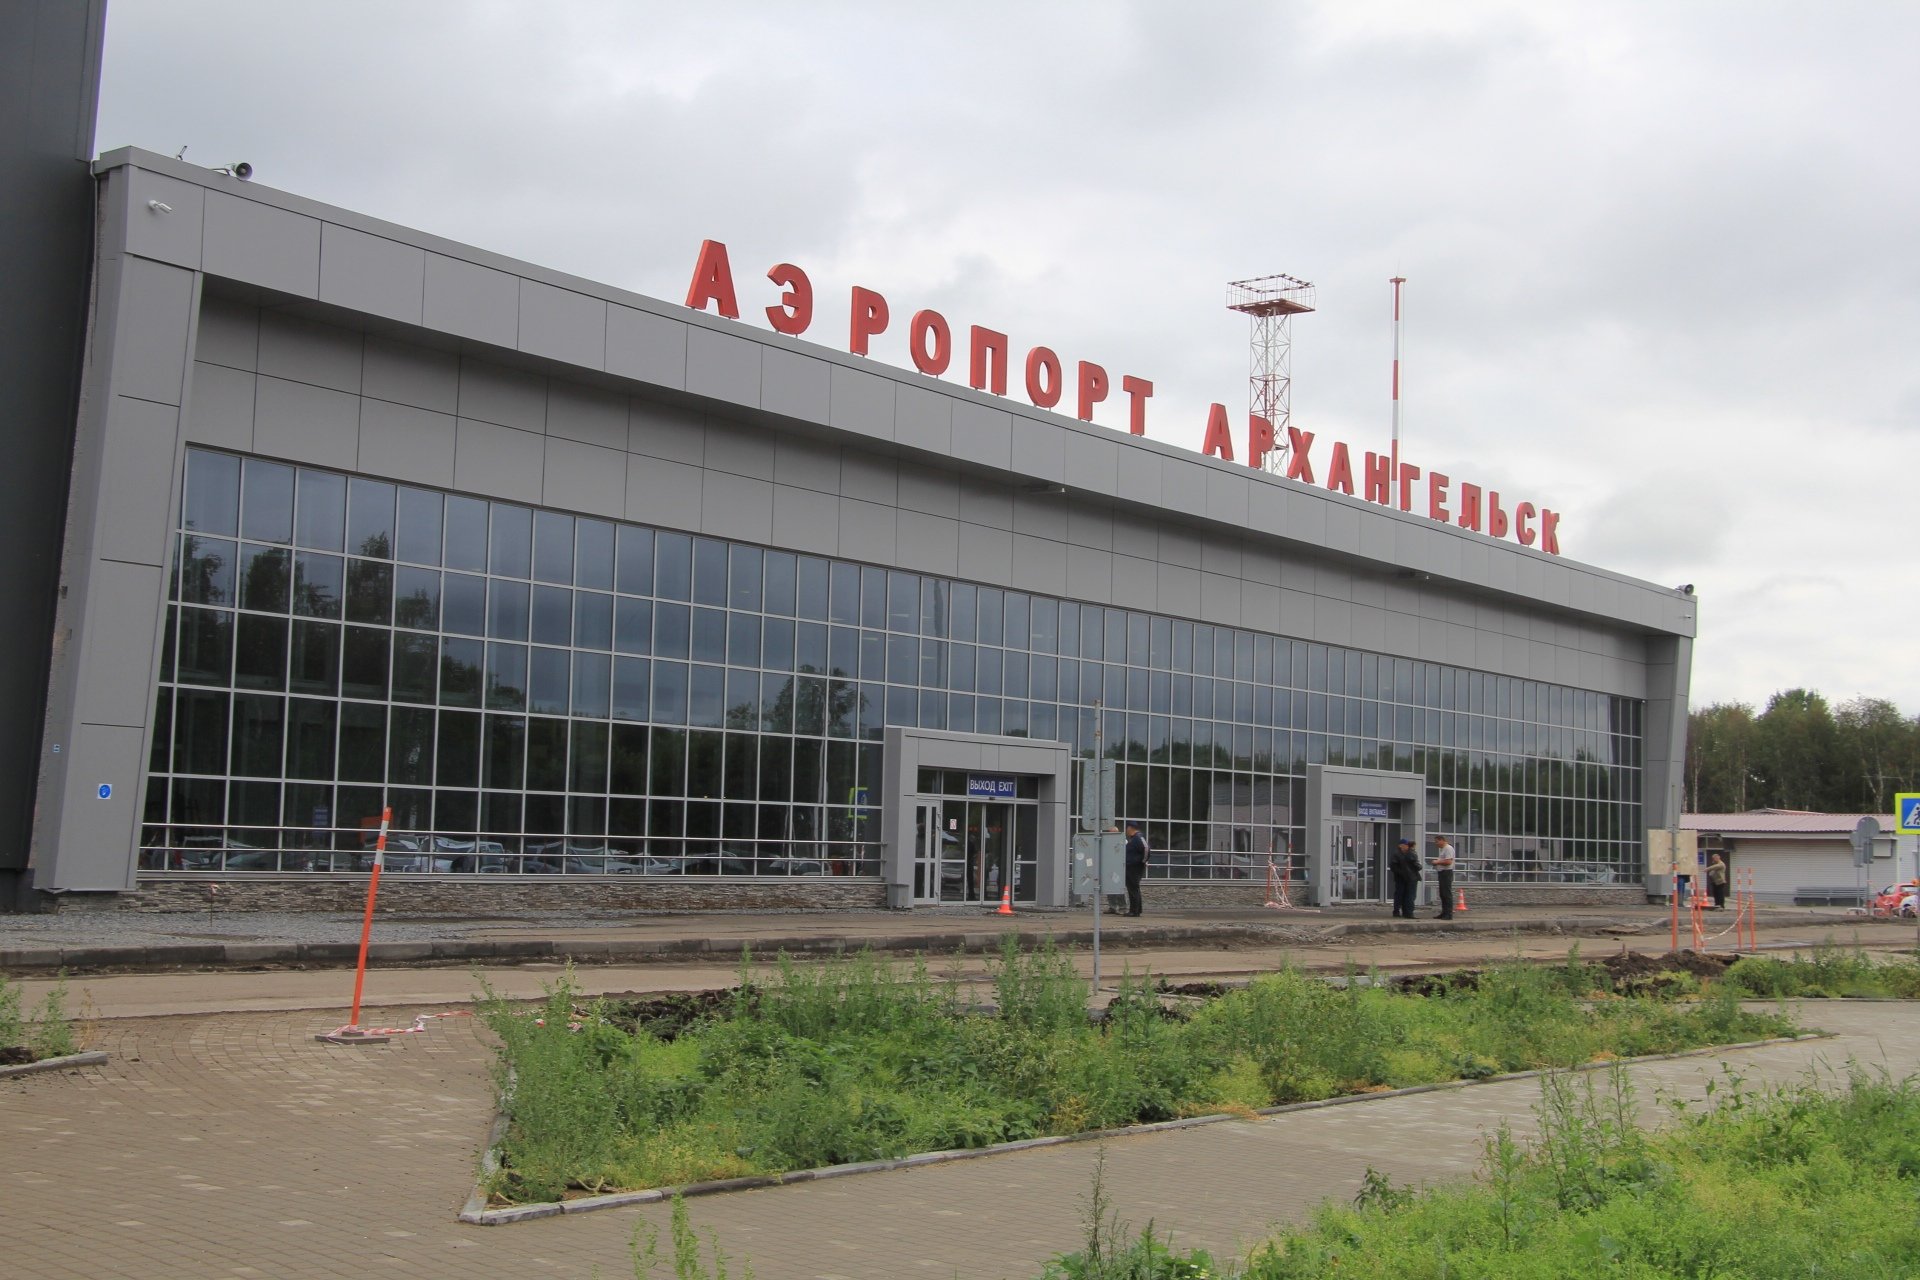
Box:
[231,161,253,181]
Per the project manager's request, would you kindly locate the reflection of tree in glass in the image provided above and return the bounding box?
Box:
[729,667,863,737]
[395,587,435,629]
[178,535,230,604]
[356,532,391,559]
[240,547,288,611]
[440,648,482,703]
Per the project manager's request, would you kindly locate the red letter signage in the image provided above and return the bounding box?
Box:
[1326,442,1355,495]
[849,286,889,356]
[1122,375,1153,435]
[969,326,1009,396]
[1285,428,1316,483]
[909,309,951,376]
[1076,361,1109,423]
[685,239,739,319]
[1247,415,1276,471]
[1201,403,1235,461]
[1026,347,1063,409]
[765,263,812,335]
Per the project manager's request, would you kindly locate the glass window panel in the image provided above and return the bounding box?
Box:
[437,572,483,636]
[238,545,290,613]
[861,566,888,629]
[793,676,827,737]
[394,566,440,630]
[575,591,613,651]
[976,588,1003,646]
[729,546,763,611]
[289,620,339,696]
[531,585,572,646]
[286,698,336,779]
[652,660,688,724]
[759,738,791,801]
[489,504,533,578]
[436,710,481,787]
[528,646,570,715]
[392,632,437,703]
[483,715,526,790]
[692,607,726,662]
[724,734,758,800]
[806,557,840,623]
[345,558,393,625]
[346,478,395,558]
[338,702,386,782]
[688,731,722,798]
[242,462,296,548]
[920,578,947,639]
[615,525,654,595]
[293,552,343,619]
[572,518,614,590]
[526,717,567,791]
[444,495,489,572]
[949,583,976,643]
[341,626,390,700]
[177,607,232,685]
[691,537,725,606]
[485,642,527,710]
[184,450,241,536]
[614,596,652,655]
[653,601,690,658]
[570,721,610,793]
[650,727,686,795]
[651,532,691,600]
[181,536,236,606]
[1030,597,1058,654]
[614,656,652,725]
[439,636,483,706]
[233,614,287,691]
[724,668,759,728]
[886,571,917,633]
[389,706,435,786]
[533,510,574,584]
[230,693,284,777]
[288,468,347,553]
[729,613,761,669]
[763,551,797,617]
[610,723,649,795]
[1005,593,1029,650]
[395,486,443,566]
[887,634,916,684]
[764,617,794,675]
[172,688,230,775]
[1004,650,1028,699]
[435,791,478,838]
[488,579,530,640]
[761,673,793,732]
[828,626,858,679]
[689,663,725,727]
[572,650,611,718]
[797,622,828,674]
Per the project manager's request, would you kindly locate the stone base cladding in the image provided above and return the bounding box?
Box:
[1144,881,1647,908]
[120,877,889,914]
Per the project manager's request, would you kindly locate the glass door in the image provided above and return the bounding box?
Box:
[913,800,942,904]
[938,799,1027,905]
[1330,819,1387,903]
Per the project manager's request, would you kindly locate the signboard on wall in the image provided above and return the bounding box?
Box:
[968,774,1018,800]
[1356,800,1390,820]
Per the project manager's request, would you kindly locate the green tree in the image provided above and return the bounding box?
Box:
[1752,689,1838,810]
[1833,696,1920,813]
[1686,702,1757,812]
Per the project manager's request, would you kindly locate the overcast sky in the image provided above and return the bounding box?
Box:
[95,1,1920,715]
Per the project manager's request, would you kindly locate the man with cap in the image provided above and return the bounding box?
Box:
[1388,837,1422,919]
[1430,834,1457,919]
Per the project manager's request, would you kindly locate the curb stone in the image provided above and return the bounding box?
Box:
[456,1030,1827,1225]
[0,1049,110,1080]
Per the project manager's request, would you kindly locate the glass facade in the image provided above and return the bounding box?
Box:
[141,447,1645,882]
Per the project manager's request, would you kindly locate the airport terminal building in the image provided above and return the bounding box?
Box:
[19,149,1696,912]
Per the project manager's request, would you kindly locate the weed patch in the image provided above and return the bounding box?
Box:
[480,946,1803,1205]
[0,973,82,1066]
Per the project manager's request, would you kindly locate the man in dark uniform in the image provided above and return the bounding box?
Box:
[1124,822,1148,917]
[1388,837,1421,919]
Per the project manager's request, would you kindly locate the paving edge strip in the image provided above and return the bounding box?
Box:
[456,1030,1829,1225]
[0,1050,109,1080]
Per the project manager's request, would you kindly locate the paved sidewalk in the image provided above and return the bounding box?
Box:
[3,989,1911,1278]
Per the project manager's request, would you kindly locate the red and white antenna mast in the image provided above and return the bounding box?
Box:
[1389,276,1406,499]
[1227,273,1315,473]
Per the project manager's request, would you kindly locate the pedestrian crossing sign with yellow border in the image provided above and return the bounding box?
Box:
[1897,793,1920,836]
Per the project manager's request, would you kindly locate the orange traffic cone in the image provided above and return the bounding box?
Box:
[1455,887,1468,914]
[997,885,1014,915]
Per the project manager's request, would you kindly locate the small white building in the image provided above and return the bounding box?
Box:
[1682,809,1916,906]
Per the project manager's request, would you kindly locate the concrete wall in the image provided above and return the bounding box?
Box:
[0,0,106,905]
[27,148,1700,902]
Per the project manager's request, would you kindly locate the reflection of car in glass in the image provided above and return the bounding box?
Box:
[763,857,828,877]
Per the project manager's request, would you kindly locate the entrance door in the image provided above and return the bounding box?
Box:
[937,799,1034,905]
[912,800,943,904]
[1329,819,1388,903]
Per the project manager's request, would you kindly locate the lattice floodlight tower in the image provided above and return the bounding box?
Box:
[1226,273,1315,473]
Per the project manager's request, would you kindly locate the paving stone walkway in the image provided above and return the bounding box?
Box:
[3,996,1913,1279]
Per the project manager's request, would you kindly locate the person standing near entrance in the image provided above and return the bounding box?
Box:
[1123,822,1148,917]
[1389,838,1421,918]
[1707,852,1729,909]
[1430,835,1457,919]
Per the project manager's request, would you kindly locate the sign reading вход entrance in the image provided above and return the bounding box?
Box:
[684,240,1563,556]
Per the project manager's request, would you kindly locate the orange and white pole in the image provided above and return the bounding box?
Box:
[318,806,392,1045]
[1670,873,1680,954]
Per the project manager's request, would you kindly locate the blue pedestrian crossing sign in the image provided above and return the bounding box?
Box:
[1897,793,1920,835]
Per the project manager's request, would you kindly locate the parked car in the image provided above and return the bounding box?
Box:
[1871,881,1919,918]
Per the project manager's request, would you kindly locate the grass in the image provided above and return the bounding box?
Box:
[478,939,1801,1205]
[1724,940,1920,999]
[0,972,82,1064]
[1044,1066,1920,1278]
